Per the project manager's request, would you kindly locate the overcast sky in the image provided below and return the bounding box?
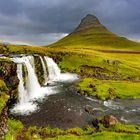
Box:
[0,0,140,45]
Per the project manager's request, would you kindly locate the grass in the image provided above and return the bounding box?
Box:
[46,133,140,140]
[9,122,140,140]
[48,27,140,50]
[0,79,9,113]
[0,44,50,55]
[77,78,140,100]
[5,119,23,140]
[57,49,140,80]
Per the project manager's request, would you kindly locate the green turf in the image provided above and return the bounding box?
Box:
[48,26,140,50]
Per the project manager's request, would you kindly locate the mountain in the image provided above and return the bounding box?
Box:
[72,14,108,34]
[48,14,140,50]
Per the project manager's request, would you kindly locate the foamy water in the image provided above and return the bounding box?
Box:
[7,55,78,115]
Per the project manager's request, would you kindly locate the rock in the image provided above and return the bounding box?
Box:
[89,83,94,88]
[113,60,121,65]
[108,88,116,100]
[106,60,121,65]
[102,115,118,127]
[8,76,19,87]
[89,84,97,92]
[0,107,8,139]
[92,118,99,129]
[73,14,107,34]
[107,60,114,65]
[85,105,93,114]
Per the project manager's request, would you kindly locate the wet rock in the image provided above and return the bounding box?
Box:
[0,107,8,139]
[85,105,93,114]
[0,61,19,98]
[8,76,19,87]
[92,118,99,129]
[102,115,118,127]
[0,62,19,88]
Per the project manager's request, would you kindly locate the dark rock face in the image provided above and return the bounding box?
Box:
[0,107,8,139]
[0,61,19,89]
[73,14,107,34]
[0,61,19,138]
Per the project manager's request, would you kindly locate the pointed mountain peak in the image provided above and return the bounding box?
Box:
[72,14,108,34]
[81,14,101,25]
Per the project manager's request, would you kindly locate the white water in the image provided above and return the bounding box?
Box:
[44,57,61,82]
[10,62,37,115]
[8,55,78,115]
[39,56,48,84]
[103,100,124,110]
[10,56,55,115]
[16,64,28,104]
[45,56,79,83]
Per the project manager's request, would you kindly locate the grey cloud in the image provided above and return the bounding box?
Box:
[0,0,140,45]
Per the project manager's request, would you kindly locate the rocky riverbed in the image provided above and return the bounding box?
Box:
[10,82,140,130]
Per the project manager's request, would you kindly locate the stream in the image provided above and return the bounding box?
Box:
[11,81,140,129]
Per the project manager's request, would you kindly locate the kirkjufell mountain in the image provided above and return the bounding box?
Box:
[72,14,108,34]
[49,14,140,50]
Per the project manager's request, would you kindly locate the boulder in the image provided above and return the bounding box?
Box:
[92,118,99,129]
[102,115,118,127]
[85,105,93,114]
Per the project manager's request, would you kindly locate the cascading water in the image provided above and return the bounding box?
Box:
[9,56,53,115]
[16,64,28,104]
[44,56,79,83]
[11,56,41,99]
[11,61,37,115]
[39,56,48,84]
[44,57,61,81]
[7,55,78,115]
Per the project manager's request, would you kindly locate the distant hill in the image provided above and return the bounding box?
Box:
[48,14,140,50]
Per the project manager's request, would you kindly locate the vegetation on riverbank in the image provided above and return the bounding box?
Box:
[5,118,140,140]
[77,78,140,100]
[0,80,9,113]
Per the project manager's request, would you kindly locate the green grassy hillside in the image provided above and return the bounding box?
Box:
[48,15,140,50]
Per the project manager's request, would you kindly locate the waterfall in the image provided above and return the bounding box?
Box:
[44,57,61,82]
[44,56,79,82]
[10,56,54,115]
[23,56,41,99]
[11,56,41,99]
[0,54,79,115]
[39,56,48,84]
[16,64,28,104]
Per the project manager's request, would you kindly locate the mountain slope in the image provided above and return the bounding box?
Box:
[48,14,140,50]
